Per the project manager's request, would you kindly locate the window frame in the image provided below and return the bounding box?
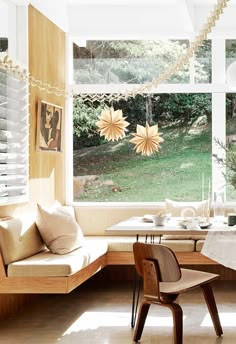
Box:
[67,37,236,206]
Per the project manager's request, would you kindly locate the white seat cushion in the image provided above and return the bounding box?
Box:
[162,234,207,240]
[196,239,205,252]
[7,239,108,277]
[86,236,195,252]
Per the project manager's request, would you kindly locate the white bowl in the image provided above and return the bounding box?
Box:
[152,215,167,226]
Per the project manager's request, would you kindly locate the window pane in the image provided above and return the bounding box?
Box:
[226,39,236,76]
[226,93,236,201]
[73,93,212,202]
[194,40,212,84]
[73,40,190,85]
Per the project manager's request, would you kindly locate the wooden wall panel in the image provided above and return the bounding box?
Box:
[28,5,66,208]
[0,5,66,318]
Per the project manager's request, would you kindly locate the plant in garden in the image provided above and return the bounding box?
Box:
[73,98,105,149]
[213,138,236,190]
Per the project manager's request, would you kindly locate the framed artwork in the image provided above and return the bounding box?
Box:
[37,100,63,152]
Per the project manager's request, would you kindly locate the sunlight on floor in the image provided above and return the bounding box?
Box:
[62,311,187,336]
[201,313,236,327]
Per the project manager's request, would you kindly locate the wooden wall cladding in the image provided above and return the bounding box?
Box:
[0,5,66,319]
[28,5,66,207]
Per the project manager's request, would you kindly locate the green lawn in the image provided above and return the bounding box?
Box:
[73,124,212,202]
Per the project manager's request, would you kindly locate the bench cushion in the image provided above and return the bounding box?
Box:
[7,239,108,277]
[86,236,195,252]
[0,219,45,265]
[196,239,205,252]
[162,234,207,240]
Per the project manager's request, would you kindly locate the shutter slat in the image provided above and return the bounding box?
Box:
[0,119,27,131]
[0,70,26,90]
[0,95,28,110]
[0,178,26,182]
[0,107,27,120]
[0,185,26,197]
[0,141,27,153]
[0,130,27,142]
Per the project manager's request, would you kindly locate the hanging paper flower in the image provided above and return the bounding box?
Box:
[96,107,130,141]
[130,122,164,156]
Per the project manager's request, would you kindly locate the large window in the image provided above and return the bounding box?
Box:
[70,38,233,203]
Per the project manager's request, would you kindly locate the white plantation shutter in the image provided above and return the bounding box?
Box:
[0,67,29,204]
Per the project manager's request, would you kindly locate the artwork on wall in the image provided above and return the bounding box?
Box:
[37,100,63,152]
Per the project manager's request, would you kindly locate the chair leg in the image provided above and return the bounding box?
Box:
[133,300,150,342]
[167,303,183,344]
[201,283,223,337]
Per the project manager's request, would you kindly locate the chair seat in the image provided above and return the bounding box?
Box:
[160,268,219,294]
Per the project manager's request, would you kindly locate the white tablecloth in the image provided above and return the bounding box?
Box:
[201,230,236,270]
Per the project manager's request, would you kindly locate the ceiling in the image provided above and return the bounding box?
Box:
[13,0,236,39]
[67,0,236,39]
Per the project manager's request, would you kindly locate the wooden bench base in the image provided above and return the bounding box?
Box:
[106,251,218,266]
[1,250,236,320]
[0,253,107,294]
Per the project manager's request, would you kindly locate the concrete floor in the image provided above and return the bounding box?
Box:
[0,280,235,344]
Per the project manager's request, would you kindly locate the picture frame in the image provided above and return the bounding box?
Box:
[36,100,63,152]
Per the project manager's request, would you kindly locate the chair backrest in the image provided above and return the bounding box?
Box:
[133,242,181,282]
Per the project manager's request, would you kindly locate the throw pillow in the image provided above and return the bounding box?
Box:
[0,218,45,264]
[165,198,209,217]
[36,203,84,254]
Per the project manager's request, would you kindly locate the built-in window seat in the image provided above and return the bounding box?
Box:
[1,203,235,296]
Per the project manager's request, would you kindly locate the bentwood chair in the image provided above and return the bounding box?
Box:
[133,242,223,344]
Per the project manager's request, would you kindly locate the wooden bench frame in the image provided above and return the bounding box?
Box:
[0,249,221,294]
[106,251,217,266]
[0,252,107,294]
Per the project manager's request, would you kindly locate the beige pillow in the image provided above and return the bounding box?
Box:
[165,199,209,217]
[0,219,45,264]
[36,203,84,254]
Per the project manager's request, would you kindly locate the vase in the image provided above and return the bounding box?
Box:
[214,191,225,222]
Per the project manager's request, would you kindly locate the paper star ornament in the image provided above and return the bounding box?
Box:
[96,107,129,141]
[130,122,164,156]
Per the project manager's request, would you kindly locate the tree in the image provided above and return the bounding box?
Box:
[73,98,105,149]
[74,40,204,84]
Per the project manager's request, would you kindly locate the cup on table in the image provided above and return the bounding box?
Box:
[152,215,167,226]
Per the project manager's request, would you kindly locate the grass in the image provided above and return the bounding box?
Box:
[73,124,212,202]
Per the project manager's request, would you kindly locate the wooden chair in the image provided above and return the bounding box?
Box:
[133,242,223,344]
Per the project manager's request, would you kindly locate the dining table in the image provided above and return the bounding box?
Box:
[105,215,236,327]
[105,215,231,237]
